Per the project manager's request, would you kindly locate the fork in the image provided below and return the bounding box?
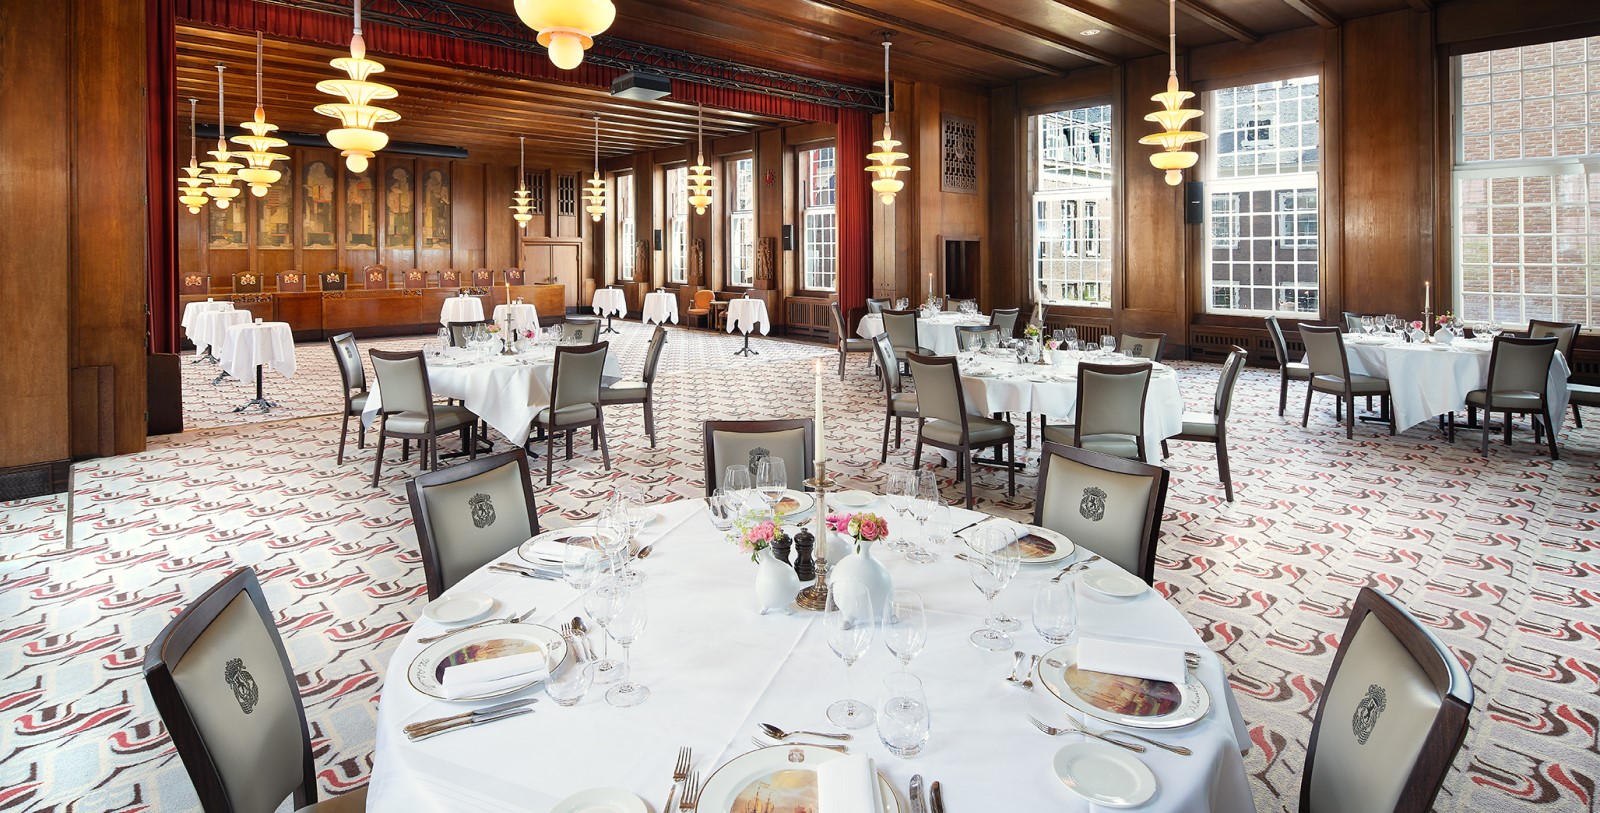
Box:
[1052,555,1102,581]
[679,770,701,812]
[417,608,535,645]
[672,745,691,784]
[559,623,586,662]
[1026,714,1146,753]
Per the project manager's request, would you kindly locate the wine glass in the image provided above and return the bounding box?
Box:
[902,470,939,564]
[437,326,452,349]
[582,579,626,684]
[604,588,650,707]
[877,672,930,758]
[754,459,787,520]
[923,503,954,553]
[1063,327,1078,346]
[882,589,926,672]
[1033,580,1077,645]
[984,528,1024,633]
[1100,334,1116,353]
[723,465,753,508]
[1360,315,1374,335]
[965,531,1016,651]
[825,581,876,729]
[883,470,915,553]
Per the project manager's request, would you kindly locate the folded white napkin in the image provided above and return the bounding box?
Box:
[816,754,881,813]
[983,519,1029,545]
[1077,636,1185,684]
[441,651,548,700]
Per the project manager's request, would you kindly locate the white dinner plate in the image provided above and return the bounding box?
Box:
[958,523,1076,565]
[1037,641,1212,730]
[421,591,495,625]
[695,743,901,813]
[518,526,620,565]
[1053,742,1157,808]
[1080,569,1146,598]
[407,622,570,702]
[771,489,816,520]
[550,788,648,813]
[833,489,875,509]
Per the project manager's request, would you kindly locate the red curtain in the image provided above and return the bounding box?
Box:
[148,0,178,354]
[834,109,871,315]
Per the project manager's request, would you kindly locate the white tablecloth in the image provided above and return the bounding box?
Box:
[858,312,990,356]
[493,303,541,331]
[593,288,627,318]
[190,309,252,357]
[181,300,234,335]
[441,296,487,326]
[367,499,1254,813]
[1313,336,1572,433]
[220,322,296,379]
[361,349,623,447]
[726,298,769,335]
[642,292,679,325]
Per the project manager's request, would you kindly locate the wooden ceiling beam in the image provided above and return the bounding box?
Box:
[1042,0,1167,51]
[796,0,1108,69]
[893,0,1155,60]
[1404,0,1434,10]
[1175,0,1260,44]
[1278,0,1340,29]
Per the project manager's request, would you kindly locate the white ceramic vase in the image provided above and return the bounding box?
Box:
[825,530,855,564]
[755,546,801,615]
[830,538,893,618]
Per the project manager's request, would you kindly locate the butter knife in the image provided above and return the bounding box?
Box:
[909,774,927,813]
[930,781,945,813]
[406,705,535,741]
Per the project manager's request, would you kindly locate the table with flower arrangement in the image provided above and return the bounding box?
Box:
[365,495,1254,812]
[857,312,990,356]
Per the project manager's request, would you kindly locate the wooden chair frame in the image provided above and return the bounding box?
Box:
[1033,442,1168,585]
[1300,324,1395,438]
[536,342,612,485]
[701,418,815,498]
[369,349,477,486]
[907,352,1016,508]
[406,449,542,599]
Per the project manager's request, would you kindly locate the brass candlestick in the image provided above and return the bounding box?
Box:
[796,460,836,612]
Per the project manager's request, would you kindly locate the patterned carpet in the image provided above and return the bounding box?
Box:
[2,320,1597,813]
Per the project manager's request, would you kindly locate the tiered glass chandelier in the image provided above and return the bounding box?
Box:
[687,105,713,215]
[315,0,399,173]
[200,64,243,209]
[178,98,210,215]
[583,116,607,222]
[231,33,290,197]
[866,35,908,205]
[1138,0,1206,186]
[514,0,616,71]
[511,136,534,230]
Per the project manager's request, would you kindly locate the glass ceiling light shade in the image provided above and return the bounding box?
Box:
[514,0,616,71]
[865,36,908,205]
[1138,0,1207,186]
[232,32,290,197]
[314,0,399,173]
[178,98,211,215]
[583,116,607,222]
[201,65,243,209]
[687,105,713,215]
[511,135,533,230]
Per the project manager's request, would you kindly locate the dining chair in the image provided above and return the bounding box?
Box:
[989,307,1021,338]
[407,449,542,599]
[601,325,667,448]
[687,289,716,329]
[1265,315,1311,416]
[830,300,875,378]
[1451,335,1560,459]
[1042,362,1153,461]
[368,350,479,487]
[1163,346,1247,501]
[906,353,1015,509]
[1300,587,1474,813]
[143,567,369,813]
[866,297,890,315]
[702,419,814,497]
[881,309,929,372]
[1570,382,1599,429]
[871,334,919,463]
[536,342,612,485]
[1033,442,1168,585]
[447,319,490,348]
[1527,318,1581,426]
[327,332,368,464]
[1341,311,1364,333]
[560,317,600,344]
[955,325,1001,351]
[1299,324,1394,438]
[1119,331,1167,362]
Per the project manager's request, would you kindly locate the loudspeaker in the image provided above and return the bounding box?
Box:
[147,353,184,436]
[653,229,662,251]
[782,224,794,250]
[1184,181,1204,225]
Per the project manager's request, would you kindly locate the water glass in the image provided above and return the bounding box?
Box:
[1032,580,1078,645]
[707,490,736,531]
[562,549,601,591]
[545,662,595,707]
[877,672,930,758]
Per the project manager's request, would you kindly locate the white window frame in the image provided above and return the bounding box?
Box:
[727,156,755,288]
[664,165,688,285]
[1029,105,1114,308]
[799,145,837,292]
[615,172,635,282]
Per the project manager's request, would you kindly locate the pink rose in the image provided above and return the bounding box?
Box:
[748,521,775,544]
[826,513,853,534]
[858,517,884,541]
[1409,320,1423,330]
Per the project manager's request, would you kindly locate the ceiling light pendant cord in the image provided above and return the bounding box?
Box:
[215,64,226,153]
[688,104,713,215]
[584,115,608,222]
[866,33,908,205]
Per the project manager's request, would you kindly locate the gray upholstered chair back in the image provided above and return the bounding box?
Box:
[1119,332,1165,362]
[448,320,485,348]
[409,451,538,598]
[956,326,1000,351]
[830,301,849,347]
[882,309,919,354]
[1034,443,1166,583]
[872,334,902,392]
[906,354,966,427]
[1264,316,1291,367]
[371,351,431,414]
[643,326,668,383]
[990,308,1020,336]
[1215,346,1248,423]
[330,332,365,392]
[1342,312,1363,332]
[1077,363,1152,439]
[706,422,811,494]
[866,297,889,315]
[552,342,608,412]
[561,318,599,344]
[1300,324,1349,378]
[1527,319,1579,362]
[1486,336,1557,401]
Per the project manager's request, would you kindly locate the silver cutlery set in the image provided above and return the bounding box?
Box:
[1010,648,1200,757]
[671,746,701,812]
[414,607,538,645]
[403,699,538,742]
[909,773,948,813]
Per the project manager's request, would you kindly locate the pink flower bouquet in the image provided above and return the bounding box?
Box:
[731,508,787,562]
[826,512,890,544]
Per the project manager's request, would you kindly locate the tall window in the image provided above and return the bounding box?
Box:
[1455,37,1600,325]
[1202,76,1322,316]
[616,173,636,281]
[1031,105,1113,307]
[665,165,687,284]
[727,156,755,287]
[800,145,836,291]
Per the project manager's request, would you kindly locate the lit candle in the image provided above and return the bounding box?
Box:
[1424,280,1431,314]
[814,358,825,465]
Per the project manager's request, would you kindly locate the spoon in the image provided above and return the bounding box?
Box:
[571,616,600,660]
[758,723,852,742]
[634,544,655,560]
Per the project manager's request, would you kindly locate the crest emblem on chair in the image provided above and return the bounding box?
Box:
[224,657,259,714]
[1130,343,1145,356]
[1079,486,1108,522]
[469,493,496,529]
[748,447,770,472]
[1352,683,1387,745]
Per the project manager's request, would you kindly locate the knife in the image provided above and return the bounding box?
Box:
[403,698,536,735]
[930,781,945,813]
[490,564,559,580]
[909,774,927,813]
[405,705,535,741]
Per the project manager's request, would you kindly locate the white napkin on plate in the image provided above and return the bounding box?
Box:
[981,519,1029,545]
[816,754,881,813]
[441,651,548,700]
[1077,636,1185,684]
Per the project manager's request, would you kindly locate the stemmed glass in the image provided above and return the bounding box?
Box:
[604,588,649,707]
[902,470,939,564]
[985,528,1024,633]
[724,465,753,510]
[1100,334,1116,354]
[883,470,916,553]
[582,578,626,684]
[882,590,926,672]
[825,581,876,729]
[609,486,650,587]
[754,459,788,520]
[1033,580,1078,645]
[1360,315,1374,335]
[436,326,452,352]
[965,529,1017,650]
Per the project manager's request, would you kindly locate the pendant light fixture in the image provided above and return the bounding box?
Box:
[687,105,713,216]
[315,0,399,173]
[511,136,534,230]
[1138,0,1206,186]
[178,98,211,215]
[865,34,908,205]
[201,64,243,209]
[514,0,616,71]
[232,32,290,197]
[583,116,607,222]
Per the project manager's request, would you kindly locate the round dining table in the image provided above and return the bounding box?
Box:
[441,295,487,326]
[492,303,541,332]
[857,312,990,356]
[592,287,627,319]
[180,300,235,355]
[366,499,1254,813]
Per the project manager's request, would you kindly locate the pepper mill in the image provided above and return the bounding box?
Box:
[793,529,815,581]
[773,529,794,567]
